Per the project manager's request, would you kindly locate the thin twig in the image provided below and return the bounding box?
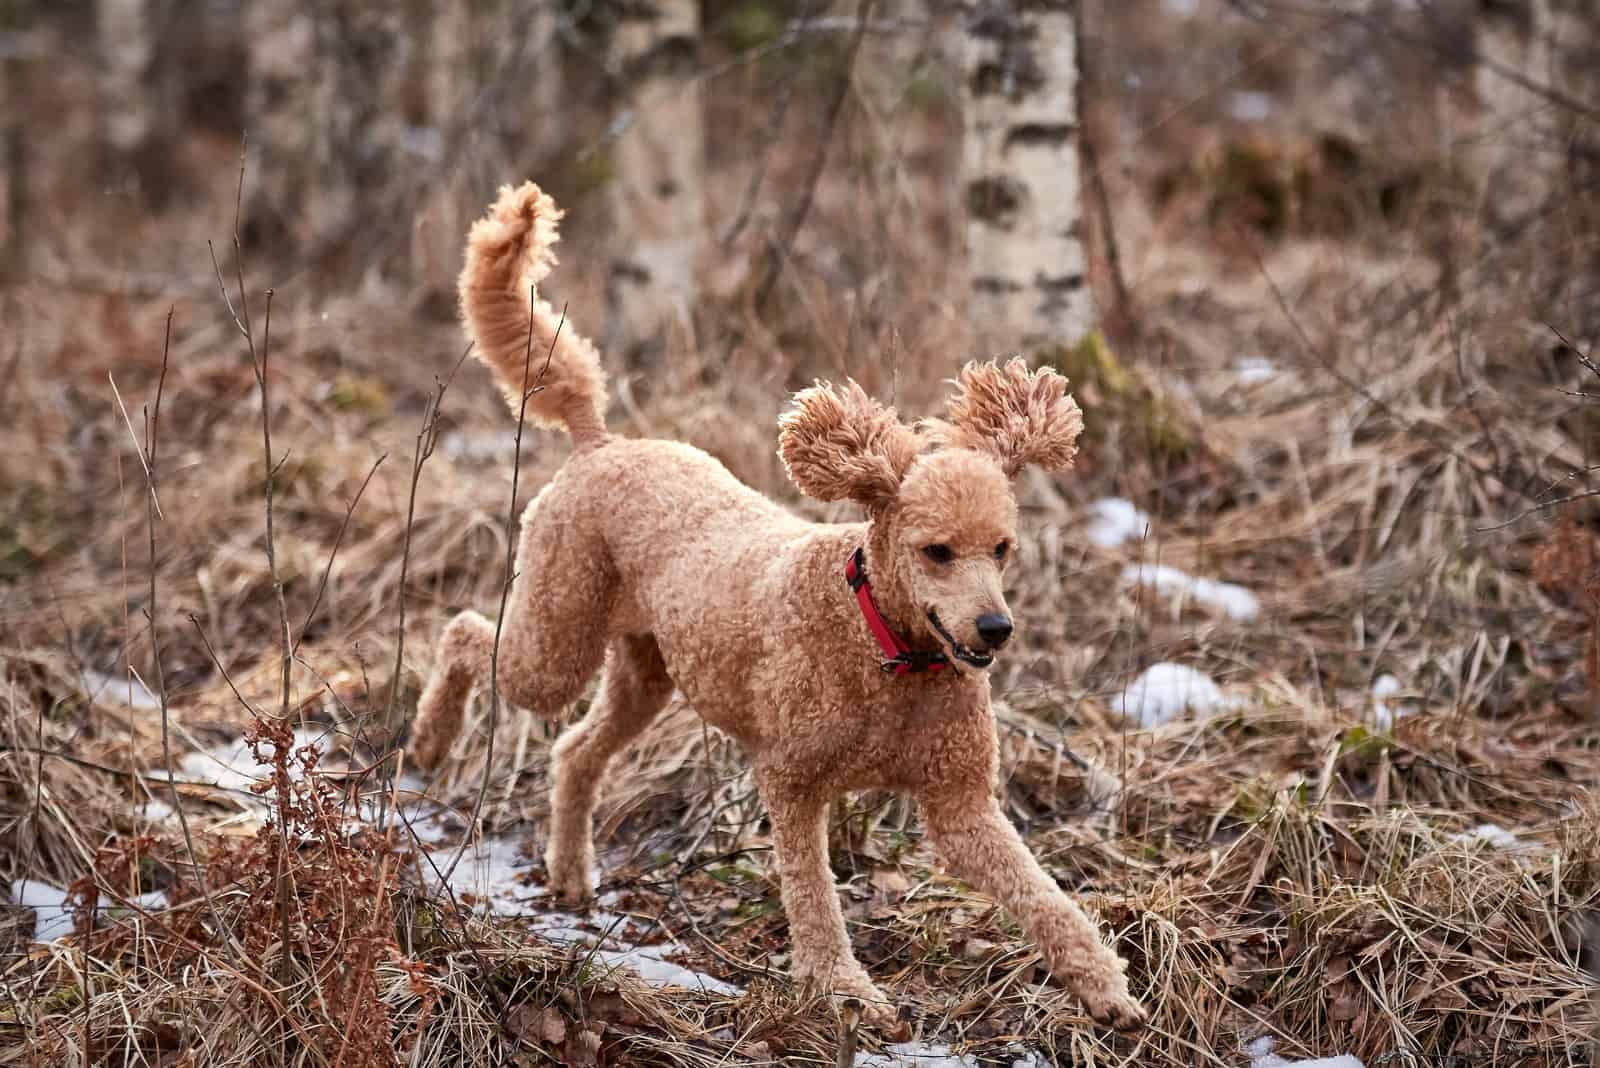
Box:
[376,342,472,834]
[129,310,246,968]
[383,342,473,737]
[292,454,387,657]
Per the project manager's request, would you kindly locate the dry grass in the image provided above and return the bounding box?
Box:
[4,1,1600,1065]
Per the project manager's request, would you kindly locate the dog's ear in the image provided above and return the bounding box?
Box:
[778,381,918,505]
[927,358,1084,477]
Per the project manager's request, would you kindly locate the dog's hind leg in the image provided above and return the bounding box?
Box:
[409,609,497,769]
[545,633,674,904]
[409,485,615,769]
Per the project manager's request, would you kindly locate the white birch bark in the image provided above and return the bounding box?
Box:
[411,1,565,299]
[245,1,317,241]
[98,0,154,153]
[98,0,172,205]
[410,1,473,300]
[957,0,1094,352]
[1468,0,1554,224]
[1,2,28,276]
[313,7,408,240]
[605,0,705,357]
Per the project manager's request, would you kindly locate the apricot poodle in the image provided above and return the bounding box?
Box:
[409,182,1146,1030]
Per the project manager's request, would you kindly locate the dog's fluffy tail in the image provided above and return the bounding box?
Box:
[458,182,609,447]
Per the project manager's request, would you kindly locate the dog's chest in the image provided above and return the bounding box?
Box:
[816,682,996,791]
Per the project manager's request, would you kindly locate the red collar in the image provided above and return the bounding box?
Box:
[846,548,948,674]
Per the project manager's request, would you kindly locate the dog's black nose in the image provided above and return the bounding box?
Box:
[976,613,1013,647]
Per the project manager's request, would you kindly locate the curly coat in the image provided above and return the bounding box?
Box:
[409,182,1146,1031]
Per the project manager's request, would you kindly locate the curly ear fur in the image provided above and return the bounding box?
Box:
[777,381,919,504]
[927,358,1084,477]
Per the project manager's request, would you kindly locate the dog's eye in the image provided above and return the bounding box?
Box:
[994,541,1009,561]
[923,544,954,564]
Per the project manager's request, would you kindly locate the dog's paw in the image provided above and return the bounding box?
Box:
[798,969,898,1032]
[547,870,594,908]
[1076,982,1147,1032]
[544,851,596,907]
[404,725,445,771]
[834,979,898,1031]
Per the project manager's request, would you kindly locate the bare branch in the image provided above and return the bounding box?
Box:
[293,454,387,657]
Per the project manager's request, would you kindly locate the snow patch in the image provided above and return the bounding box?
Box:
[1451,823,1535,853]
[10,879,168,943]
[1085,498,1151,549]
[164,728,740,996]
[855,1043,977,1068]
[853,1043,1044,1068]
[176,727,330,795]
[423,836,743,995]
[80,668,161,710]
[139,798,177,823]
[1163,0,1199,13]
[1246,1037,1365,1068]
[1114,663,1236,727]
[1247,1036,1289,1068]
[1122,563,1261,621]
[590,944,743,995]
[443,429,524,464]
[11,880,75,942]
[1236,356,1278,385]
[1371,674,1406,729]
[431,837,547,912]
[1229,91,1275,122]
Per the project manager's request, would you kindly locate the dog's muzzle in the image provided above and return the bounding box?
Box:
[926,611,996,669]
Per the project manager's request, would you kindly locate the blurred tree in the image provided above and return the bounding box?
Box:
[97,0,175,211]
[1,0,28,279]
[1469,0,1555,227]
[244,2,317,245]
[410,1,475,305]
[244,4,410,254]
[863,0,962,273]
[956,0,1094,353]
[410,1,567,307]
[604,0,706,360]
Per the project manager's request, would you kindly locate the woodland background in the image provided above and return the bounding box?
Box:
[3,1,1600,1065]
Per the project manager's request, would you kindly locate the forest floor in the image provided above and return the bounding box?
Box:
[4,2,1600,1065]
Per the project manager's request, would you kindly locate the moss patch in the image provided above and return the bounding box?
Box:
[1037,330,1194,463]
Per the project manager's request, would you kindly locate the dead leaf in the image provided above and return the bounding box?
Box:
[1328,993,1361,1021]
[537,1007,566,1045]
[870,868,911,897]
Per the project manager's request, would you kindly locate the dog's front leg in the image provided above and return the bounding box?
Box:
[759,775,895,1027]
[921,791,1146,1030]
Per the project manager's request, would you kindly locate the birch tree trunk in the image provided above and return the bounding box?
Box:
[1468,0,1554,225]
[97,0,172,209]
[244,3,408,252]
[957,0,1094,353]
[1,0,29,279]
[314,7,408,243]
[245,1,317,245]
[605,0,705,359]
[410,1,473,304]
[863,0,963,272]
[410,1,566,304]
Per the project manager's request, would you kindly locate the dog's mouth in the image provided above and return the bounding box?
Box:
[926,611,996,669]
